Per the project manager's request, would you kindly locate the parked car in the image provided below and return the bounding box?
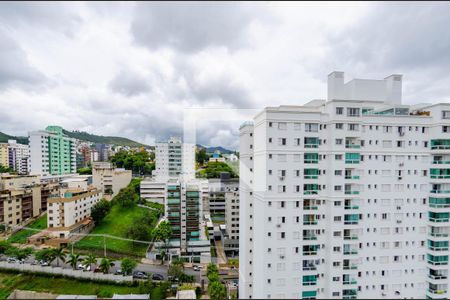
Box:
[7,258,18,264]
[133,271,148,280]
[168,276,179,282]
[152,273,164,281]
[39,260,50,267]
[114,269,123,275]
[77,264,85,270]
[193,265,201,271]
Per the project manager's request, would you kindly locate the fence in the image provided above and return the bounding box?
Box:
[0,261,133,283]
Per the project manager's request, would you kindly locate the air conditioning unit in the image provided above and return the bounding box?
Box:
[398,177,402,180]
[399,132,405,136]
[396,206,401,210]
[399,163,404,167]
[396,220,402,224]
[276,224,281,228]
[279,255,285,259]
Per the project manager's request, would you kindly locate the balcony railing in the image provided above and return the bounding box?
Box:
[344,235,359,240]
[303,220,318,225]
[343,279,358,285]
[343,264,358,270]
[345,175,360,179]
[427,289,447,295]
[303,251,318,256]
[345,144,361,149]
[303,205,318,210]
[430,232,449,237]
[303,235,317,240]
[429,217,450,223]
[428,259,449,266]
[345,205,359,210]
[433,161,450,164]
[304,191,319,195]
[345,190,360,195]
[431,190,450,194]
[343,249,358,255]
[428,274,448,280]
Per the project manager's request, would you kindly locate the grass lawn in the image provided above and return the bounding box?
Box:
[0,271,140,299]
[7,214,47,244]
[75,205,158,258]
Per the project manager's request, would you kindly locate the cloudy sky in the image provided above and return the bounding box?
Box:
[1,1,450,149]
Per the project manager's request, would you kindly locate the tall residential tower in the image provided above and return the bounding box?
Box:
[239,72,450,299]
[29,126,76,176]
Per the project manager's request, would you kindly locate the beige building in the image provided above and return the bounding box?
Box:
[92,162,131,200]
[0,174,42,226]
[0,144,8,168]
[47,187,102,238]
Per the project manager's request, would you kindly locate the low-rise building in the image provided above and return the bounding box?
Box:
[47,187,101,238]
[92,162,131,200]
[0,174,42,226]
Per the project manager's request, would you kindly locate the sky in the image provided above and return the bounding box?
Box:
[1,1,450,149]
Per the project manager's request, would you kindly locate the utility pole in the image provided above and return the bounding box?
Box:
[103,235,106,257]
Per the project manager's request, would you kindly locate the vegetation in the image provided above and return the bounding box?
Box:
[168,259,184,279]
[67,253,82,270]
[75,204,157,257]
[125,211,156,242]
[110,150,154,175]
[83,254,97,271]
[139,201,164,216]
[5,247,33,261]
[63,129,146,147]
[50,247,67,267]
[137,279,170,300]
[0,271,142,299]
[77,166,92,175]
[195,149,210,165]
[90,199,112,224]
[197,162,237,178]
[121,258,137,276]
[7,214,47,244]
[206,263,227,300]
[0,164,15,174]
[151,221,172,263]
[0,132,28,145]
[99,258,115,274]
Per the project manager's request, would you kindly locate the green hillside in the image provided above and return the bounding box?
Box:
[0,132,28,144]
[0,129,146,147]
[63,130,146,147]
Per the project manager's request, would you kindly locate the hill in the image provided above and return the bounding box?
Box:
[63,130,146,147]
[196,144,234,154]
[0,129,146,147]
[0,132,28,144]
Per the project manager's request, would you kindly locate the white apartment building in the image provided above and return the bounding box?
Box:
[6,140,30,175]
[154,137,195,181]
[92,162,132,200]
[47,187,102,238]
[239,71,450,299]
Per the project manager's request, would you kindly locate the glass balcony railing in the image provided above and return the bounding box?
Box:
[431,190,450,194]
[345,144,361,149]
[343,279,358,285]
[303,220,318,225]
[343,264,358,270]
[345,205,360,210]
[344,235,359,240]
[345,190,360,195]
[304,190,319,195]
[303,235,317,240]
[427,289,447,295]
[433,161,450,164]
[345,175,360,179]
[343,249,358,255]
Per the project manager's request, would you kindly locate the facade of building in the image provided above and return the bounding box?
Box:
[7,140,30,175]
[154,137,195,181]
[94,143,109,162]
[140,178,167,205]
[92,162,131,200]
[47,187,101,238]
[0,143,8,168]
[224,186,240,256]
[29,126,76,176]
[239,72,450,299]
[149,178,210,263]
[0,174,42,226]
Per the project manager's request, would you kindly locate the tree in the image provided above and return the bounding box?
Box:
[208,280,227,300]
[90,199,111,224]
[99,257,114,274]
[0,164,15,174]
[125,212,155,242]
[197,162,236,178]
[168,258,184,279]
[0,241,12,255]
[35,248,54,262]
[83,254,97,271]
[67,253,82,270]
[77,166,92,175]
[50,247,67,267]
[206,263,219,278]
[114,187,137,207]
[196,149,209,165]
[151,221,172,264]
[121,258,137,276]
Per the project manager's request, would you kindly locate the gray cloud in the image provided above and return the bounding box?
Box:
[0,31,46,89]
[0,1,82,37]
[108,68,152,97]
[131,2,261,53]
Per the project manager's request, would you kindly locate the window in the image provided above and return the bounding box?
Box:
[336,138,343,145]
[278,122,287,130]
[305,123,319,132]
[348,123,359,131]
[278,138,287,146]
[442,111,450,119]
[336,123,343,129]
[347,107,360,117]
[443,126,450,133]
[336,107,344,115]
[269,122,273,127]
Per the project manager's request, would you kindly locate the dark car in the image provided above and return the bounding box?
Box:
[133,271,148,280]
[152,273,164,281]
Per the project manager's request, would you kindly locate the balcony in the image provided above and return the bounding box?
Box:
[427,289,447,295]
[345,190,360,195]
[429,212,450,223]
[304,137,320,149]
[345,153,360,164]
[429,270,448,281]
[303,235,317,241]
[344,235,359,240]
[343,264,358,270]
[304,168,319,179]
[431,140,450,150]
[343,279,358,285]
[427,254,449,266]
[431,190,450,194]
[343,249,358,255]
[304,153,319,164]
[345,175,360,180]
[430,198,450,208]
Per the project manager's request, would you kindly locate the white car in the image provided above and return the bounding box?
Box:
[193,265,201,271]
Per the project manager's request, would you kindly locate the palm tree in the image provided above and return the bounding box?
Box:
[83,254,97,271]
[99,257,114,274]
[50,247,67,268]
[67,253,81,270]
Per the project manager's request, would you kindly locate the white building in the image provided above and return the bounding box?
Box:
[47,187,102,238]
[239,71,450,299]
[92,162,132,200]
[154,137,195,181]
[140,178,167,205]
[7,140,30,175]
